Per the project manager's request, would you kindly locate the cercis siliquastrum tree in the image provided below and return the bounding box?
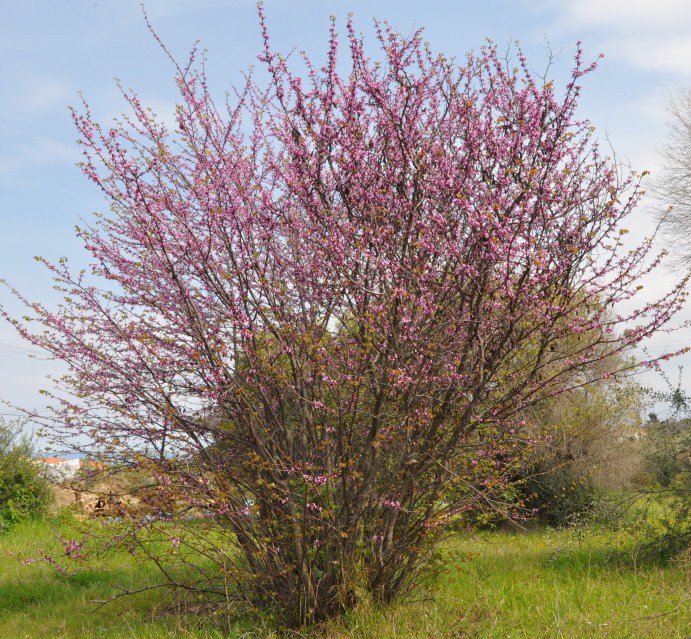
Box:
[3,14,687,625]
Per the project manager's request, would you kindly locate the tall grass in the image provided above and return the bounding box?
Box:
[1,515,688,638]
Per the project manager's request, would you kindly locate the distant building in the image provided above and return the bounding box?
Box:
[34,457,82,480]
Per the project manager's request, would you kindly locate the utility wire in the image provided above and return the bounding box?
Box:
[0,342,53,359]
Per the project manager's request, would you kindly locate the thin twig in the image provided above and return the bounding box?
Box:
[630,595,690,621]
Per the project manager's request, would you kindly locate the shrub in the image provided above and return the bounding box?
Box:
[636,412,691,560]
[3,10,686,627]
[0,419,52,530]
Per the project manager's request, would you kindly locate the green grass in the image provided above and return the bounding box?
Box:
[1,516,689,638]
[319,529,690,639]
[0,516,235,638]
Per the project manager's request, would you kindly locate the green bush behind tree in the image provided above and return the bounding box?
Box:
[634,405,691,561]
[0,418,52,531]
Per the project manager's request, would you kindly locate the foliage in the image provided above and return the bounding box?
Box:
[0,418,52,531]
[585,378,691,565]
[644,415,691,489]
[638,496,691,563]
[2,10,687,626]
[638,409,691,561]
[517,359,644,527]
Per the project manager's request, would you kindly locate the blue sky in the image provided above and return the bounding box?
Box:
[2,0,691,420]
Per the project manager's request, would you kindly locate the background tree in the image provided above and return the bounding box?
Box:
[655,87,691,266]
[0,418,52,531]
[2,13,687,626]
[517,363,644,527]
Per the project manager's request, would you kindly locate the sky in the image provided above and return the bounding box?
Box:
[2,0,691,428]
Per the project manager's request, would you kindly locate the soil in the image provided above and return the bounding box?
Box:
[48,471,146,517]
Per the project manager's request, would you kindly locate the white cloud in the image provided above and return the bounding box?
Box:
[554,0,691,32]
[545,0,691,78]
[0,137,78,184]
[610,36,691,76]
[22,78,71,111]
[1,76,71,121]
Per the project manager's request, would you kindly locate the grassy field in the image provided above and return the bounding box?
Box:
[0,515,689,638]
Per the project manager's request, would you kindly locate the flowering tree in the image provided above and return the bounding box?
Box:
[3,12,687,626]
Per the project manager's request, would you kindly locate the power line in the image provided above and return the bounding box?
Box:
[0,342,53,359]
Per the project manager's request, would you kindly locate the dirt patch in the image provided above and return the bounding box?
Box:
[48,470,148,517]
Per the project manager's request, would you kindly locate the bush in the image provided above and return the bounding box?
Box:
[644,417,691,488]
[635,415,691,560]
[0,419,52,531]
[515,368,644,528]
[519,458,599,527]
[5,11,686,627]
